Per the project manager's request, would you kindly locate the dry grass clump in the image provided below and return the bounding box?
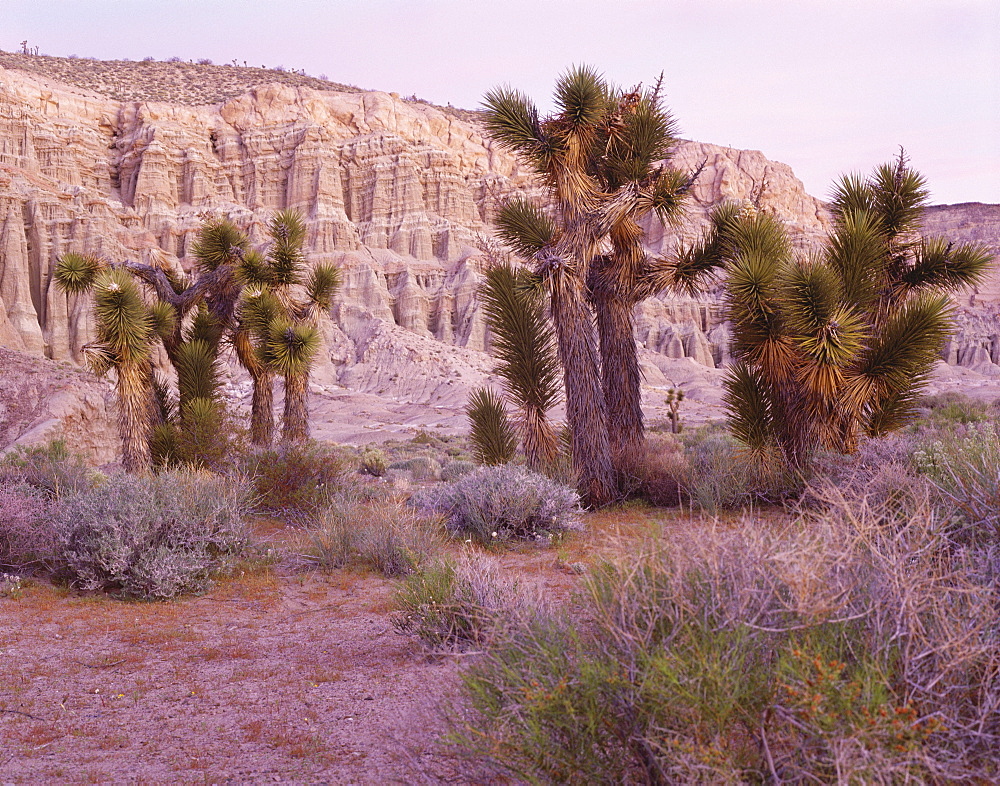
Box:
[393,553,546,649]
[298,492,442,578]
[0,484,56,572]
[243,441,351,521]
[636,426,802,513]
[450,483,999,783]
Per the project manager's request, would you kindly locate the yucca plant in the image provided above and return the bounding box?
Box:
[483,66,617,506]
[54,262,155,472]
[466,387,518,466]
[722,153,992,468]
[235,210,340,444]
[483,67,714,502]
[479,258,561,471]
[585,79,697,478]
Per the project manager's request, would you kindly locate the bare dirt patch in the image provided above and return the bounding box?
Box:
[0,503,694,782]
[2,566,471,783]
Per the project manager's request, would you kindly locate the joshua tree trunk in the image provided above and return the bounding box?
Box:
[282,371,310,443]
[550,273,615,507]
[250,370,275,446]
[594,291,644,478]
[117,360,152,472]
[591,215,647,484]
[519,406,559,473]
[235,328,274,446]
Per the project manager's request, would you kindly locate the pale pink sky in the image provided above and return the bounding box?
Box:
[5,0,998,205]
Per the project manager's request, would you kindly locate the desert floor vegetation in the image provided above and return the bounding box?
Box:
[1,394,998,782]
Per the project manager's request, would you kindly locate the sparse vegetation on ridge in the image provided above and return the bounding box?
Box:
[0,50,480,120]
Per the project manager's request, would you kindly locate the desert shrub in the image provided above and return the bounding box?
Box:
[244,441,349,518]
[360,446,388,477]
[680,426,801,511]
[389,456,442,481]
[440,459,476,482]
[411,464,581,545]
[53,470,252,599]
[918,391,996,427]
[301,493,439,577]
[0,484,57,572]
[634,432,690,507]
[152,399,246,473]
[912,421,1000,539]
[454,485,999,783]
[0,440,94,499]
[393,554,543,648]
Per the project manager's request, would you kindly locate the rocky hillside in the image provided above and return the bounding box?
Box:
[0,54,997,456]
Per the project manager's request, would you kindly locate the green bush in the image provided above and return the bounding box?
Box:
[453,485,999,782]
[360,446,389,477]
[410,464,581,545]
[0,440,95,499]
[389,455,442,481]
[245,441,349,518]
[918,392,996,427]
[912,421,1000,539]
[393,554,542,648]
[54,470,252,599]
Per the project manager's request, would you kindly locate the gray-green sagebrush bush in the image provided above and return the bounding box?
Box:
[54,470,252,599]
[0,483,56,572]
[452,485,999,783]
[410,464,581,545]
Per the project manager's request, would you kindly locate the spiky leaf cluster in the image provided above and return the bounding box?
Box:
[191,219,249,272]
[466,387,518,466]
[722,154,992,467]
[480,262,561,469]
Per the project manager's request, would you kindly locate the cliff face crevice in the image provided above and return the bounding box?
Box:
[0,63,997,386]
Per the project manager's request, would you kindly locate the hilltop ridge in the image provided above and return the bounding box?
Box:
[0,50,480,121]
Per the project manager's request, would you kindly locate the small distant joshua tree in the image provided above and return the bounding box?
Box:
[665,385,685,434]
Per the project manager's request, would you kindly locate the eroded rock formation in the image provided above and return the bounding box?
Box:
[0,59,997,456]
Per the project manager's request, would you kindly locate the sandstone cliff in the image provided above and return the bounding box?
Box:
[0,57,996,456]
[0,60,835,368]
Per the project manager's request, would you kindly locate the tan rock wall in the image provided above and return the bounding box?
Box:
[0,63,995,387]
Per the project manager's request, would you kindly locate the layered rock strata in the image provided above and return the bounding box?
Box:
[0,60,997,457]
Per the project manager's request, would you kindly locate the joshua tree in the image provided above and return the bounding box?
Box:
[238,210,340,444]
[483,67,710,501]
[53,211,339,467]
[585,79,697,477]
[483,66,619,506]
[722,153,992,468]
[478,258,561,471]
[53,263,159,472]
[664,385,685,434]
